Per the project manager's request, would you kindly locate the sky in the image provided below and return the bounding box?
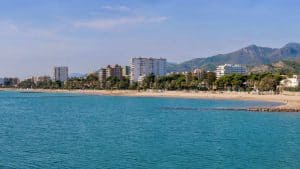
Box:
[0,0,300,78]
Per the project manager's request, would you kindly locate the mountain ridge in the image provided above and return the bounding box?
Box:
[167,43,300,72]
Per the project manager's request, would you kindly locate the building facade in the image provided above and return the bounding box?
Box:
[36,76,51,83]
[98,68,107,88]
[98,65,124,88]
[130,57,167,82]
[98,68,107,83]
[280,75,300,88]
[216,64,246,78]
[53,66,69,82]
[3,78,19,87]
[105,64,123,80]
[193,68,205,79]
[0,78,4,86]
[113,64,122,80]
[122,66,131,78]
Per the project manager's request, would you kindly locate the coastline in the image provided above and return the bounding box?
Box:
[2,88,300,112]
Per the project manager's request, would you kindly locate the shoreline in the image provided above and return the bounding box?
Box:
[2,88,300,112]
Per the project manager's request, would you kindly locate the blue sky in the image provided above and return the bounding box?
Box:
[0,0,300,78]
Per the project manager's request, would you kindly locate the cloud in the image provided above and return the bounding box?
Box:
[146,16,169,23]
[0,20,65,41]
[101,5,131,12]
[0,21,19,34]
[73,16,168,30]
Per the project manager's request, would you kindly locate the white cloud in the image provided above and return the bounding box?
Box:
[0,20,64,40]
[146,16,169,23]
[101,5,131,12]
[0,21,19,34]
[73,16,168,30]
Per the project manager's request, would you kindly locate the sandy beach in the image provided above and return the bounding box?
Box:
[4,88,300,111]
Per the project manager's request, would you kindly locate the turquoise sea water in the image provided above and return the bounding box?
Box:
[0,91,299,169]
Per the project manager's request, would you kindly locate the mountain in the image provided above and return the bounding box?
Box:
[166,58,206,72]
[167,43,300,72]
[249,59,300,74]
[69,73,86,78]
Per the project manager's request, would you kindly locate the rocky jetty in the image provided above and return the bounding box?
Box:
[247,107,300,112]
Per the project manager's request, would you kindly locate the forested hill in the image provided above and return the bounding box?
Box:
[167,43,300,72]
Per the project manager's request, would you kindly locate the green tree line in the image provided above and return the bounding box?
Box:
[18,72,290,92]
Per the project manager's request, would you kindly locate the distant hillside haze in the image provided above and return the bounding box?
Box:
[69,73,85,78]
[167,43,300,72]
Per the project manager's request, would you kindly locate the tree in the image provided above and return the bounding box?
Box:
[86,73,99,81]
[215,74,246,91]
[18,79,36,89]
[129,82,138,90]
[232,74,246,91]
[205,72,216,90]
[106,76,120,89]
[257,74,283,92]
[118,77,130,89]
[141,73,155,90]
[258,76,277,91]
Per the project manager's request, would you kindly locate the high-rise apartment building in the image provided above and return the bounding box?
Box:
[122,66,131,77]
[98,64,123,88]
[3,78,19,86]
[105,64,122,80]
[0,78,4,86]
[216,64,246,78]
[53,66,69,82]
[130,57,166,82]
[37,76,51,83]
[114,65,123,80]
[99,68,106,81]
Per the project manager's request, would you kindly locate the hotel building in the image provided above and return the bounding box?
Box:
[98,68,107,82]
[130,57,167,82]
[98,64,124,88]
[122,66,131,78]
[36,76,51,83]
[3,77,19,87]
[216,64,247,78]
[53,66,69,82]
[106,64,122,80]
[0,78,4,86]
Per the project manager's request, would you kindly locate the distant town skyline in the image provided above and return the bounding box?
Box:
[0,0,300,78]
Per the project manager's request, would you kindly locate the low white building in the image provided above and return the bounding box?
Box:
[193,68,205,79]
[216,64,247,78]
[138,75,146,83]
[280,75,300,88]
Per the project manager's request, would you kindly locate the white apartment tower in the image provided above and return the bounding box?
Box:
[53,66,69,82]
[216,64,246,78]
[130,57,167,82]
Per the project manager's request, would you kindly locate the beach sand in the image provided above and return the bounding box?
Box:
[4,88,300,111]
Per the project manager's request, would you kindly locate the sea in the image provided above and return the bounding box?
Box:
[0,91,299,169]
